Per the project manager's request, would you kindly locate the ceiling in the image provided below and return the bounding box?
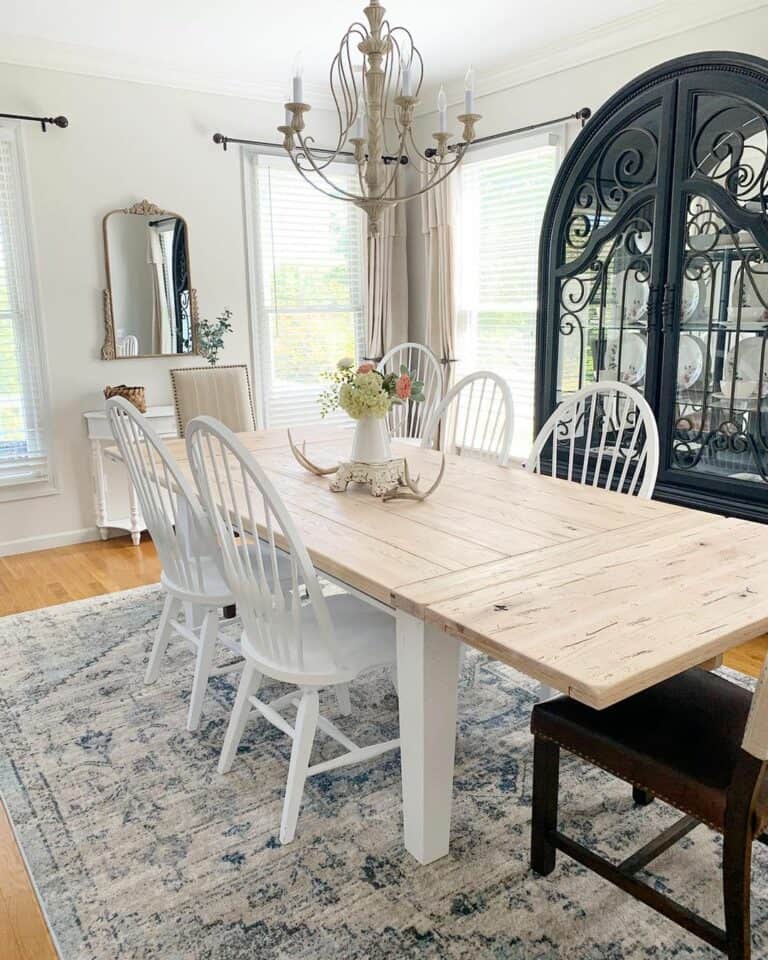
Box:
[0,0,755,105]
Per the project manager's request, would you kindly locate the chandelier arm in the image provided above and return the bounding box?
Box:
[293,140,346,174]
[371,127,409,199]
[286,154,359,203]
[406,126,444,167]
[294,133,361,197]
[394,148,469,203]
[330,52,352,141]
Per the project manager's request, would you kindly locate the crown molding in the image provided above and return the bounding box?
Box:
[0,32,336,110]
[416,0,766,114]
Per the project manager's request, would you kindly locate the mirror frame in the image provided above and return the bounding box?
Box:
[101,198,199,360]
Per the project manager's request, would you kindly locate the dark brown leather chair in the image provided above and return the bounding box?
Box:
[530,666,768,959]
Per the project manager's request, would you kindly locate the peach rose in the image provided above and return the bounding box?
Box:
[395,373,412,400]
[357,362,376,374]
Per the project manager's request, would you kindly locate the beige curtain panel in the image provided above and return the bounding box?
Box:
[364,185,408,360]
[420,176,457,388]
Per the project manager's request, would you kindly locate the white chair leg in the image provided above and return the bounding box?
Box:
[187,609,218,732]
[335,683,351,716]
[280,689,319,844]
[218,661,260,774]
[145,594,179,684]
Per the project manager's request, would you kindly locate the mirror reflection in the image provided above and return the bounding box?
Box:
[102,201,197,358]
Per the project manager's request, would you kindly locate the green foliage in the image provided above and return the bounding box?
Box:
[197,309,233,366]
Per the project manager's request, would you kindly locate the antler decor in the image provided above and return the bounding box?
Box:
[288,430,340,476]
[288,430,446,501]
[382,453,446,502]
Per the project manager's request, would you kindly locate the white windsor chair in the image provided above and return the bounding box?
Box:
[526,380,659,499]
[107,396,256,732]
[185,416,400,844]
[422,370,515,466]
[377,342,444,441]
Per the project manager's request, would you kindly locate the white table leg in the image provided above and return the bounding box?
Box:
[90,440,109,540]
[396,609,461,864]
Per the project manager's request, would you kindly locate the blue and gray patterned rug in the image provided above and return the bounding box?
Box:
[1,585,766,959]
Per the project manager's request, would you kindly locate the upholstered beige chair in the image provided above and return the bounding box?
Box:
[170,365,256,437]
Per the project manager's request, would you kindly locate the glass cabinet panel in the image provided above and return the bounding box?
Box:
[669,94,768,484]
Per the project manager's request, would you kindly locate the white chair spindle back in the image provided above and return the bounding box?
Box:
[378,342,444,440]
[185,416,340,682]
[527,381,659,499]
[422,370,514,466]
[106,397,211,596]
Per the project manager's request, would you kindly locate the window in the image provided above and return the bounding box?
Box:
[0,124,52,494]
[457,133,561,458]
[247,152,366,427]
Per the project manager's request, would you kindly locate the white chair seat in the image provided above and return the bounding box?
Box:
[301,594,395,676]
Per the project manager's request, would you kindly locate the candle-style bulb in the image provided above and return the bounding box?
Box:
[292,51,304,103]
[400,56,413,97]
[463,65,475,114]
[437,85,448,132]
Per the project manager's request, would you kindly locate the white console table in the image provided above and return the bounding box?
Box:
[83,404,177,544]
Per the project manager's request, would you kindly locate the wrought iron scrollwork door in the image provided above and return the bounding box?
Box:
[537,53,768,521]
[658,71,768,510]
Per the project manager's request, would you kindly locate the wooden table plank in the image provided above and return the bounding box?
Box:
[416,516,768,708]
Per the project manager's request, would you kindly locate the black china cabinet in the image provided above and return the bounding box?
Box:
[536,52,768,522]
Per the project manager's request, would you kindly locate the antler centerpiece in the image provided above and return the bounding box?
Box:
[288,430,446,502]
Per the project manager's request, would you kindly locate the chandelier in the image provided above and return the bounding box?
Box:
[277,0,481,235]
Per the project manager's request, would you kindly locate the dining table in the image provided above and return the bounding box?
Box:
[156,421,768,866]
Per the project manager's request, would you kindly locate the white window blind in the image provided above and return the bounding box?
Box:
[457,134,560,458]
[248,152,366,427]
[0,125,51,490]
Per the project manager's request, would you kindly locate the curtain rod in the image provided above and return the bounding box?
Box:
[424,107,591,156]
[0,112,69,132]
[212,106,590,161]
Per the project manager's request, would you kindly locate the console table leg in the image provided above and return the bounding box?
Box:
[90,440,109,540]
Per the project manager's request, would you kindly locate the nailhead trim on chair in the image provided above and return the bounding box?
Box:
[535,731,721,831]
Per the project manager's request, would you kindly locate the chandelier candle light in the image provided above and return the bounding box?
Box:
[277,0,481,236]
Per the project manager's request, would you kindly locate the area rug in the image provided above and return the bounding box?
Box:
[1,585,766,959]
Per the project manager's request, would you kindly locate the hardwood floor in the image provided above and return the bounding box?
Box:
[0,533,765,958]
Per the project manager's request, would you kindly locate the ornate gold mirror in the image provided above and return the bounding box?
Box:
[101,199,198,359]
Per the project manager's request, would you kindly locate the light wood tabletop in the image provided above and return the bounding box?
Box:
[162,423,768,707]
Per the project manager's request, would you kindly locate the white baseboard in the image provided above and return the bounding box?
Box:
[0,526,102,557]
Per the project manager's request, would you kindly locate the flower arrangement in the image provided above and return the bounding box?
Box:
[319,357,426,420]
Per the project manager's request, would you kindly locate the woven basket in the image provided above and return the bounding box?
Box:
[104,384,147,413]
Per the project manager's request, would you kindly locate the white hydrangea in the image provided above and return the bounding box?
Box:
[339,371,391,419]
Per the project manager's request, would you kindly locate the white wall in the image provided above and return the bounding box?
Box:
[406,6,768,344]
[0,62,337,554]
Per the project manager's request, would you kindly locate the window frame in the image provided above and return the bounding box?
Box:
[0,120,56,503]
[242,147,367,429]
[456,128,564,464]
